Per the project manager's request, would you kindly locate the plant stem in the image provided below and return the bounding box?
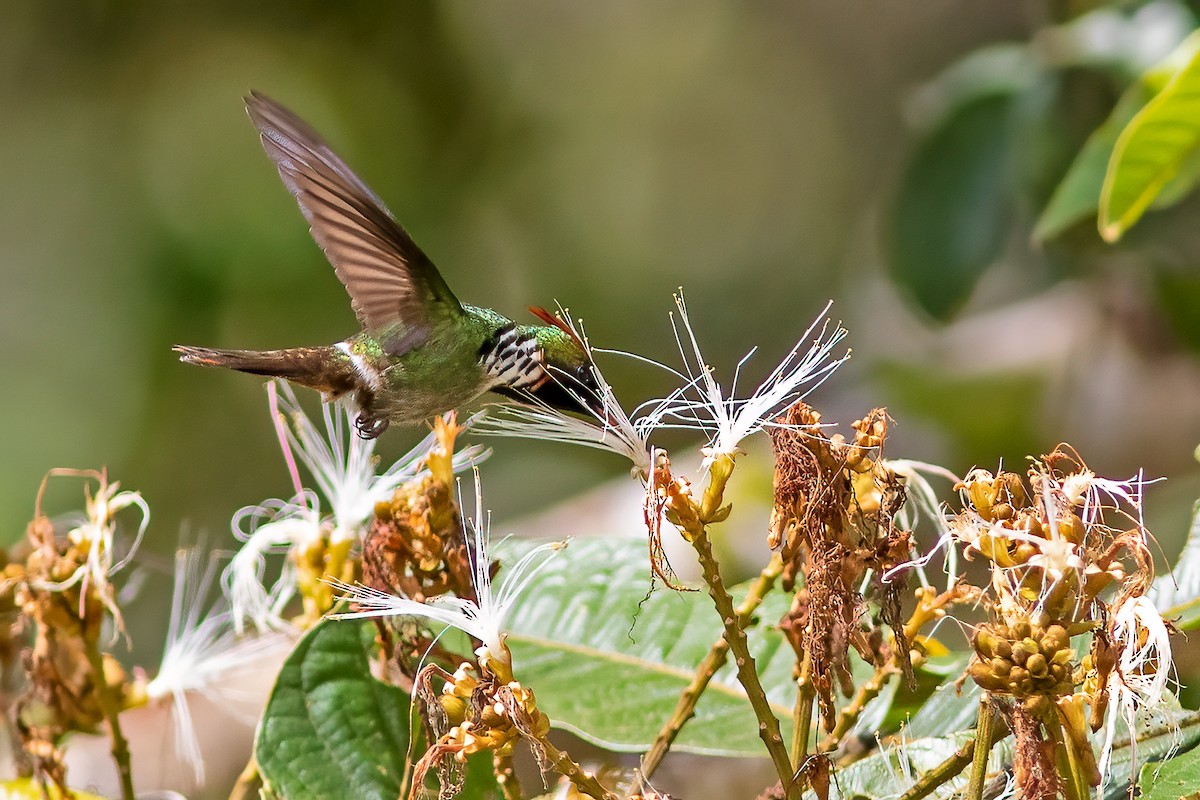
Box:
[791,651,814,771]
[494,752,523,800]
[538,737,619,800]
[819,661,882,750]
[641,553,783,778]
[895,701,1009,800]
[81,639,135,800]
[965,698,997,800]
[691,530,798,800]
[228,756,262,800]
[893,738,976,800]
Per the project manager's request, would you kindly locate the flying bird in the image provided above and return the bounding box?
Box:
[176,92,601,438]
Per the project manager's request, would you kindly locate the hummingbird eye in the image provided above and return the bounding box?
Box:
[573,362,602,401]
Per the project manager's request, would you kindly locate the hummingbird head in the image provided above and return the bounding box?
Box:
[521,308,606,418]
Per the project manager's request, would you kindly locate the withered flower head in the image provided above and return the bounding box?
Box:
[949,447,1169,799]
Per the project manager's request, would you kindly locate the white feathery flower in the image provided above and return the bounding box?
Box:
[271,382,489,543]
[224,383,489,633]
[473,313,677,478]
[656,293,849,464]
[1098,595,1178,791]
[148,548,294,785]
[37,469,149,623]
[331,470,564,659]
[224,494,319,635]
[879,460,961,589]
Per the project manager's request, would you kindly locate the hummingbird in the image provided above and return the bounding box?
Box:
[175,92,602,438]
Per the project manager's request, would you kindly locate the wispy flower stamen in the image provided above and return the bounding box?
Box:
[474,312,677,477]
[657,293,849,463]
[148,548,294,785]
[331,470,564,663]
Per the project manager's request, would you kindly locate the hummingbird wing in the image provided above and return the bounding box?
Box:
[245,91,463,353]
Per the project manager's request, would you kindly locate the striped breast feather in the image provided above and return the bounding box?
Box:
[479,325,546,390]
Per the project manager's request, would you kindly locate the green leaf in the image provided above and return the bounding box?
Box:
[1101,32,1200,241]
[1131,713,1200,800]
[886,93,1016,321]
[1037,31,1200,243]
[1034,87,1152,242]
[1151,499,1200,630]
[1138,739,1200,800]
[900,677,981,740]
[255,618,412,800]
[502,538,795,756]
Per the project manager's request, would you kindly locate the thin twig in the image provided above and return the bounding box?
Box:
[791,651,814,771]
[81,638,135,800]
[641,553,783,777]
[965,697,997,800]
[894,739,976,800]
[692,531,797,798]
[660,454,797,798]
[494,752,523,800]
[228,756,262,800]
[819,655,886,751]
[538,737,619,800]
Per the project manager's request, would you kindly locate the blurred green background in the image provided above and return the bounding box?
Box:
[8,1,1200,603]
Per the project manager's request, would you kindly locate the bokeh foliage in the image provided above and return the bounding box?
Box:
[7,1,1200,599]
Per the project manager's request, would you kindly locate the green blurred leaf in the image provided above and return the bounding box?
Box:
[887,94,1016,321]
[256,619,412,800]
[1101,34,1200,241]
[801,731,1008,800]
[502,538,794,756]
[874,362,1045,467]
[876,657,970,735]
[901,677,981,740]
[1153,269,1200,351]
[1035,88,1152,242]
[905,43,1041,126]
[1036,31,1200,242]
[1151,500,1200,630]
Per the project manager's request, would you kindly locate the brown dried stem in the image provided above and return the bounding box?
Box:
[641,552,783,778]
[819,586,971,751]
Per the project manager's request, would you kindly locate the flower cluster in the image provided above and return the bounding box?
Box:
[225,382,487,633]
[948,449,1170,799]
[0,470,153,795]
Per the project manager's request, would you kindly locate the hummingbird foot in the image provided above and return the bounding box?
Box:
[354,412,389,440]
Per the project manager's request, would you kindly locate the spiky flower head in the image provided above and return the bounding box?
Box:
[656,292,849,465]
[332,470,564,670]
[224,382,488,633]
[920,448,1172,799]
[34,468,149,627]
[146,548,294,785]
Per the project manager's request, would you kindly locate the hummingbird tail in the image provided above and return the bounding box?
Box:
[173,344,358,396]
